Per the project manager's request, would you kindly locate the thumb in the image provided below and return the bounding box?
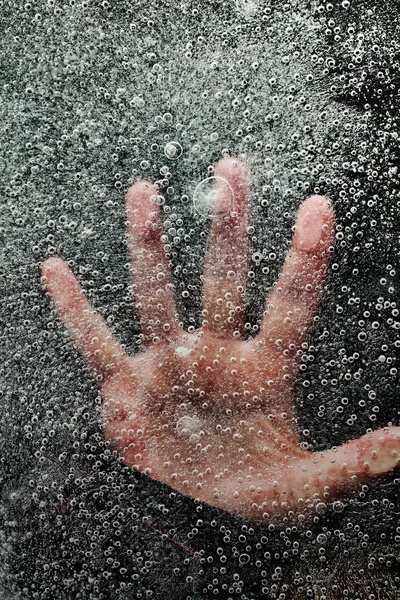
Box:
[301,426,400,500]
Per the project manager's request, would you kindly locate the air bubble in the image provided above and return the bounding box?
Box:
[193,176,233,219]
[315,502,326,514]
[333,501,344,513]
[164,141,183,160]
[176,415,201,439]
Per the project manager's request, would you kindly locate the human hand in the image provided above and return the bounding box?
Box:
[41,157,400,521]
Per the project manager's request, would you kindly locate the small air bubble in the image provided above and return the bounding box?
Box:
[164,141,183,160]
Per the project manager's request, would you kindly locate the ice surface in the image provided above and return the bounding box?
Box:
[1,0,400,598]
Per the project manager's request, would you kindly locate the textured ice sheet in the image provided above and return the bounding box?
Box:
[1,0,400,598]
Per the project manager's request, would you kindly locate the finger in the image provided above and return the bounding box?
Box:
[255,195,335,358]
[242,426,400,520]
[201,157,251,338]
[126,180,182,346]
[296,426,400,503]
[41,257,126,382]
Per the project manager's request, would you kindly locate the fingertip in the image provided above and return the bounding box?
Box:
[125,180,157,209]
[211,157,250,218]
[42,256,60,269]
[41,256,66,279]
[303,195,335,219]
[213,155,250,185]
[293,195,335,253]
[355,427,400,476]
[304,194,331,205]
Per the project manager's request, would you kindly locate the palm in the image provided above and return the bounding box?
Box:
[42,157,400,521]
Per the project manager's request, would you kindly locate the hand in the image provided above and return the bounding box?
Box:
[41,157,400,521]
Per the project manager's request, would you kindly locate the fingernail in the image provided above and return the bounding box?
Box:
[294,202,324,251]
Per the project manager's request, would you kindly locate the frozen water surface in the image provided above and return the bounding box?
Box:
[1,0,400,598]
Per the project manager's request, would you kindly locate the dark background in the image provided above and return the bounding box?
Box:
[1,0,400,597]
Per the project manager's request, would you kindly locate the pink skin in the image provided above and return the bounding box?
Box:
[41,156,400,522]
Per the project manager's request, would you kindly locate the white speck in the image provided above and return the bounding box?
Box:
[175,346,191,359]
[81,226,95,238]
[235,0,258,17]
[176,415,202,440]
